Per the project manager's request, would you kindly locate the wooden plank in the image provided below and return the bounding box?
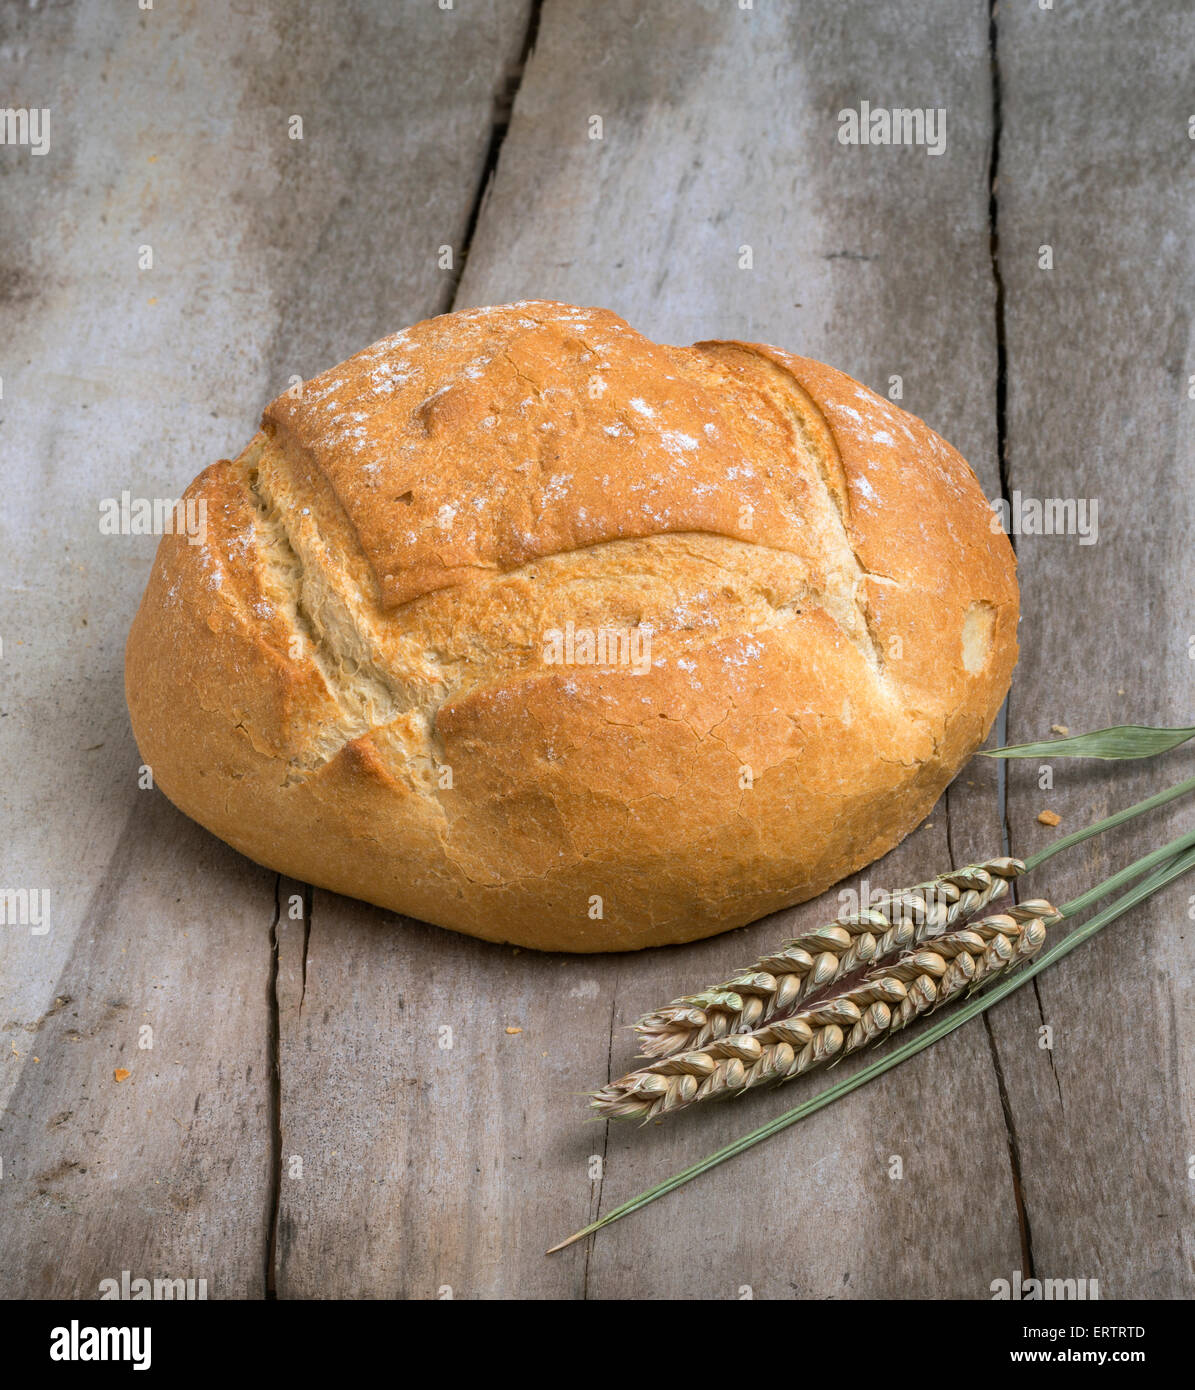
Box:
[13,0,1184,1303]
[267,0,1015,1299]
[988,0,1195,1297]
[0,0,529,1296]
[0,809,276,1298]
[495,0,1012,1302]
[274,884,602,1298]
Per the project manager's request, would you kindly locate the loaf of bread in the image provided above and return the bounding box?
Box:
[125,301,1017,952]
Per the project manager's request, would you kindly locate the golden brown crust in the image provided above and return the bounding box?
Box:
[126,300,1018,952]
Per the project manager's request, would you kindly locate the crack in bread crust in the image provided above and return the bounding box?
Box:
[249,447,896,783]
[246,454,416,770]
[693,341,886,676]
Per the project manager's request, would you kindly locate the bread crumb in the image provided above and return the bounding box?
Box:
[114,1068,131,1082]
[1037,810,1061,827]
[1050,724,1069,736]
[505,1026,522,1035]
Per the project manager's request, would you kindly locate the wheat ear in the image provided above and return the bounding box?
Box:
[633,857,1025,1059]
[595,899,1057,1120]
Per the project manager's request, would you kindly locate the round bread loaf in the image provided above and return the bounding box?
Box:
[125,301,1017,952]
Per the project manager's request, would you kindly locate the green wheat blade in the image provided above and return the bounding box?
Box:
[548,840,1195,1253]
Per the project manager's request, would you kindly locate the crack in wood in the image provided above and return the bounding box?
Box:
[983,1011,1036,1279]
[984,0,1042,1281]
[264,873,283,1299]
[944,783,958,869]
[1033,976,1066,1110]
[299,883,313,1019]
[448,0,546,313]
[583,983,618,1298]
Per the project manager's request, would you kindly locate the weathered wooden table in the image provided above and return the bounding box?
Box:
[2,0,1192,1299]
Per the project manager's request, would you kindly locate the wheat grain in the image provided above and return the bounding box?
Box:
[633,857,1025,1058]
[594,899,1057,1120]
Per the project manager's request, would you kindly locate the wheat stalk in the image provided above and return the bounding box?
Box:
[633,856,1024,1059]
[595,899,1057,1120]
[553,756,1195,1251]
[554,841,1195,1251]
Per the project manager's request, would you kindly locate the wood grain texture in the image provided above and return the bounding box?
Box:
[986,0,1195,1297]
[265,0,1018,1300]
[0,0,531,1297]
[2,0,1192,1300]
[461,0,1018,1301]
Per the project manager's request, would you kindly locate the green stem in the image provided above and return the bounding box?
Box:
[983,724,1195,761]
[1024,775,1195,872]
[1039,845,1195,971]
[548,843,1195,1254]
[1058,826,1195,918]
